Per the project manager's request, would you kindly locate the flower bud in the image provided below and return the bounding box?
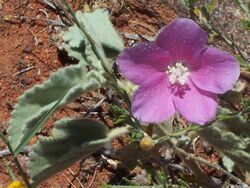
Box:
[140,136,155,151]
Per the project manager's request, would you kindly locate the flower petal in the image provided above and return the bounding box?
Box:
[132,73,175,123]
[190,48,240,94]
[173,80,217,125]
[155,18,207,62]
[117,42,172,85]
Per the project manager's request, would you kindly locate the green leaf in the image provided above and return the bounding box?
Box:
[8,64,105,151]
[62,8,124,69]
[28,119,129,186]
[28,119,107,185]
[197,116,250,171]
[110,105,129,124]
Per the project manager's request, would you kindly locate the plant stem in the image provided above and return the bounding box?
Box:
[0,133,32,188]
[2,157,17,181]
[170,125,201,137]
[156,125,201,143]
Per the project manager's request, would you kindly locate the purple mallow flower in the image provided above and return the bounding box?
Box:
[117,18,240,125]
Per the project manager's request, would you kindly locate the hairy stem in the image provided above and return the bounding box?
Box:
[156,125,201,142]
[174,146,247,187]
[157,132,247,187]
[178,152,219,188]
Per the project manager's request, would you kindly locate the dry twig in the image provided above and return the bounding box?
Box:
[87,169,97,188]
[0,146,32,157]
[13,66,35,76]
[27,27,38,46]
[63,173,77,188]
[67,168,84,188]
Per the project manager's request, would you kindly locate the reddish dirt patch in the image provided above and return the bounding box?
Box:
[0,1,62,122]
[110,0,176,34]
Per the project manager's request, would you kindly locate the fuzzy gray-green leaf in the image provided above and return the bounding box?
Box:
[28,119,130,186]
[8,64,105,151]
[62,26,88,65]
[28,119,108,186]
[197,116,250,171]
[62,8,124,69]
[76,8,124,58]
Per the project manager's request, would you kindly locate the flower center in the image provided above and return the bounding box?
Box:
[166,62,190,85]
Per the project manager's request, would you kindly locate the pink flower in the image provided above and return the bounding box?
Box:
[117,18,240,125]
